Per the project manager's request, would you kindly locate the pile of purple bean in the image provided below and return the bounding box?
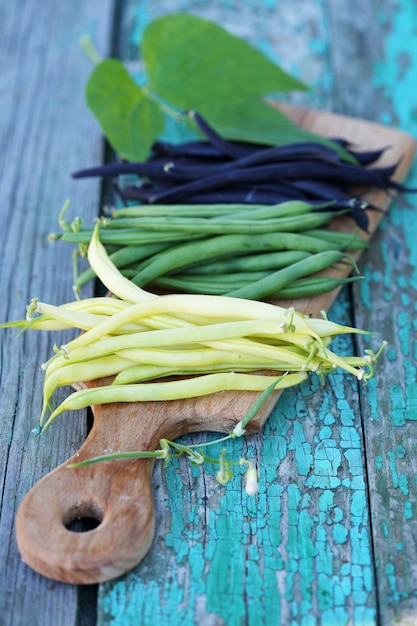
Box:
[72,111,414,232]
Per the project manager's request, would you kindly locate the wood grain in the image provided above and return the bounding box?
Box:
[95,2,417,626]
[14,104,416,584]
[271,102,416,314]
[3,0,417,624]
[0,0,116,623]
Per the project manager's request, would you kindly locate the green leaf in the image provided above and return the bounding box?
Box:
[142,13,307,109]
[140,14,354,160]
[85,58,165,161]
[83,16,354,163]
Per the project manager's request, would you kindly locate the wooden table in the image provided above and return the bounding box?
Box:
[1,1,417,624]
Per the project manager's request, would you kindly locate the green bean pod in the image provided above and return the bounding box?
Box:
[95,211,339,236]
[152,272,362,298]
[303,229,368,250]
[182,250,312,275]
[225,250,353,300]
[130,232,343,288]
[112,200,319,220]
[59,228,202,246]
[269,274,363,299]
[113,203,267,218]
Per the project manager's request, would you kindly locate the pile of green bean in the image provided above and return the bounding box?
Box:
[5,224,383,432]
[52,200,368,300]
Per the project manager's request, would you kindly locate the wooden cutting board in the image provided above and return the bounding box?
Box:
[15,104,416,584]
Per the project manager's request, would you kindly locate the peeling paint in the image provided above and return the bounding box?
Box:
[95,1,417,624]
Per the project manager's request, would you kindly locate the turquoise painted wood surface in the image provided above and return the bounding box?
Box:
[1,0,417,625]
[97,2,417,625]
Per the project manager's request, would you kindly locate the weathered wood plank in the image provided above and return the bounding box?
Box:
[0,0,115,624]
[327,1,417,622]
[3,0,417,624]
[97,330,377,625]
[93,2,417,625]
[94,1,388,624]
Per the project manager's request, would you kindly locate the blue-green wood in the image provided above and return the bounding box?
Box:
[96,1,417,625]
[2,0,417,624]
[351,1,417,620]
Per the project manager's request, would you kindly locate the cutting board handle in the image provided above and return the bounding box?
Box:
[15,400,159,584]
[15,380,275,584]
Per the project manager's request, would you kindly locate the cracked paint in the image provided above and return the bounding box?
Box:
[96,1,417,625]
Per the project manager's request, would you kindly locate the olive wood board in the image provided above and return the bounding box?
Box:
[15,103,416,584]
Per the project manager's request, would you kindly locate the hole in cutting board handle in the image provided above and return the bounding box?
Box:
[63,501,103,533]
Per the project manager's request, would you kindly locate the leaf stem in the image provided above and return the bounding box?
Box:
[79,35,102,65]
[143,86,184,121]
